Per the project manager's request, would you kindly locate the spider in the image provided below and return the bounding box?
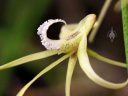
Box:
[0,14,128,96]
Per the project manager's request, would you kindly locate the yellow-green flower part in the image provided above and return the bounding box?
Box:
[0,14,128,96]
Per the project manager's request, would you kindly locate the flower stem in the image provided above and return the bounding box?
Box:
[89,0,112,43]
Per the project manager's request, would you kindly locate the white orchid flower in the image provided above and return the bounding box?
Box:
[0,14,128,96]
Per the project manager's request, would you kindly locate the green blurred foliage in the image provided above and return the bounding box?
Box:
[0,0,52,95]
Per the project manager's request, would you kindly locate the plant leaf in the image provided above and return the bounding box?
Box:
[121,0,128,66]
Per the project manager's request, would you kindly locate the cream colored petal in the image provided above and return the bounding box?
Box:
[60,24,78,39]
[66,53,77,96]
[60,14,96,39]
[78,37,128,89]
[17,53,72,96]
[60,14,96,53]
[76,14,96,36]
[0,50,58,70]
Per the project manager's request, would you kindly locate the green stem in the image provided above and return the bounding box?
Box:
[89,0,112,43]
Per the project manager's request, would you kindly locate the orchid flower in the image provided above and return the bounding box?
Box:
[0,14,128,96]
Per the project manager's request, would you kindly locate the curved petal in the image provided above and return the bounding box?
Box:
[17,53,72,96]
[66,53,77,96]
[0,50,58,70]
[87,48,127,68]
[77,37,128,89]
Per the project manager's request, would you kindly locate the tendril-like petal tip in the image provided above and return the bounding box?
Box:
[17,53,72,96]
[78,37,128,89]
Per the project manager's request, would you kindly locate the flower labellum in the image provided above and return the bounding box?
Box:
[37,19,66,50]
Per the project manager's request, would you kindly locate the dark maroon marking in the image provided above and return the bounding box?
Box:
[66,32,80,40]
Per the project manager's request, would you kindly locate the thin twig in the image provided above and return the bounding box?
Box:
[89,0,112,43]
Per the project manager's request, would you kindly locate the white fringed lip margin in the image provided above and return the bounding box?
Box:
[37,19,66,50]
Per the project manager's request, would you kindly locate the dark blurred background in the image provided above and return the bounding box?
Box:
[0,0,128,96]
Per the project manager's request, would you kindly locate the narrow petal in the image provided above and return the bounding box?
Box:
[17,53,72,96]
[66,53,77,96]
[78,37,128,89]
[0,50,58,70]
[87,48,127,68]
